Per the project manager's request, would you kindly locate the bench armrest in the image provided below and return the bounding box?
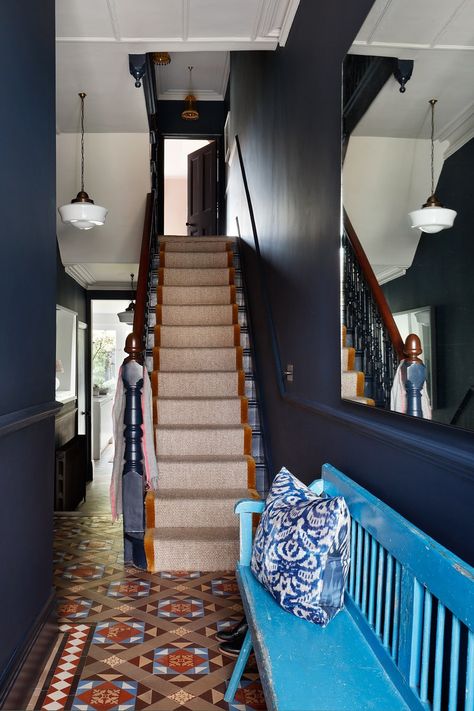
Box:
[235,499,265,515]
[236,479,323,565]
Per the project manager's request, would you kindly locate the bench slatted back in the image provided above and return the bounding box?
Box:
[322,463,474,711]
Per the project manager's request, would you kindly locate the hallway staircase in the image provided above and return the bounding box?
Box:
[144,236,264,571]
[341,325,375,406]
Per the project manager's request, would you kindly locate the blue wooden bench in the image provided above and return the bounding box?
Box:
[224,463,474,711]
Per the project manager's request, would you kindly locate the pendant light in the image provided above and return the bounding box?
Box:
[151,52,171,66]
[118,274,136,324]
[181,66,199,121]
[58,92,108,230]
[408,99,456,234]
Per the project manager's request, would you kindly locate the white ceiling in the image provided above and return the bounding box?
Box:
[351,0,474,154]
[155,52,229,102]
[56,0,300,133]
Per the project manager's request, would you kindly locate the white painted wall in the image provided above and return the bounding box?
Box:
[57,133,150,266]
[343,136,448,282]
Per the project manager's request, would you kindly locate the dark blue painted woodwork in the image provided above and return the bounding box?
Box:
[227,0,474,564]
[226,465,474,710]
[156,100,226,137]
[403,361,426,418]
[0,0,56,699]
[122,361,146,568]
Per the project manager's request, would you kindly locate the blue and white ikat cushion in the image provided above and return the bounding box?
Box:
[251,468,351,626]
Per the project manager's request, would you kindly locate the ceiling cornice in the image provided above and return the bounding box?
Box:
[438,101,474,158]
[279,0,301,46]
[56,37,278,51]
[65,264,95,289]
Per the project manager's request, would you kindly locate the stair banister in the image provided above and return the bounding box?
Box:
[343,209,404,360]
[133,192,154,348]
[120,192,155,568]
[401,334,427,418]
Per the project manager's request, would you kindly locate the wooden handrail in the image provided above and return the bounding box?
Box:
[343,209,404,360]
[132,192,153,351]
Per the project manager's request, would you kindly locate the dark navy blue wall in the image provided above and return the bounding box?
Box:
[227,0,474,563]
[157,100,226,136]
[383,138,474,428]
[0,0,56,691]
[57,245,87,323]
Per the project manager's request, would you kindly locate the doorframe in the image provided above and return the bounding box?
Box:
[157,133,226,236]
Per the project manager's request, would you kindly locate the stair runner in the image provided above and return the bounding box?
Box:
[341,325,375,406]
[144,236,267,572]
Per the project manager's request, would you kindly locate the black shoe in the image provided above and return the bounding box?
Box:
[218,630,247,659]
[215,617,248,643]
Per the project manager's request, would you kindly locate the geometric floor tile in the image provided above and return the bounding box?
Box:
[26,512,266,711]
[160,571,201,580]
[211,578,240,597]
[78,539,112,551]
[153,646,210,675]
[57,598,93,620]
[63,564,105,581]
[106,580,150,599]
[228,676,267,711]
[71,679,137,711]
[157,598,204,619]
[92,621,145,645]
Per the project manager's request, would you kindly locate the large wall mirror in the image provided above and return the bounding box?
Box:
[340,0,474,432]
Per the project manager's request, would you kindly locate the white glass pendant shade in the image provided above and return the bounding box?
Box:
[408,99,456,235]
[118,274,136,323]
[58,201,108,230]
[58,93,108,231]
[409,206,457,234]
[118,303,135,324]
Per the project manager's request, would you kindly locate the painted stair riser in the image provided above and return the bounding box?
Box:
[155,458,253,490]
[155,325,240,348]
[160,251,233,269]
[145,530,240,573]
[159,267,235,287]
[154,347,242,372]
[152,371,245,398]
[155,398,247,426]
[157,285,236,305]
[155,425,252,457]
[156,304,238,327]
[151,495,245,528]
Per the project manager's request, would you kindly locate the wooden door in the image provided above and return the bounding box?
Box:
[187,141,217,236]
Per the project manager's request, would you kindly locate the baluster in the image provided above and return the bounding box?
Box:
[122,332,147,569]
[401,335,426,418]
[342,232,402,409]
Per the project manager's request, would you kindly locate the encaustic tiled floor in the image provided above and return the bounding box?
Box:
[26,450,266,711]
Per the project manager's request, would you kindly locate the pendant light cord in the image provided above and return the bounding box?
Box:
[79,92,86,193]
[430,99,437,197]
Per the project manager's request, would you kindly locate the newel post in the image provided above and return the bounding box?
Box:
[401,334,426,418]
[122,332,146,568]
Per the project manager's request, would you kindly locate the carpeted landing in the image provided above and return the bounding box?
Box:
[145,237,259,573]
[27,515,266,711]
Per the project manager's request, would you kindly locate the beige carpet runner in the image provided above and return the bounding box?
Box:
[145,236,258,571]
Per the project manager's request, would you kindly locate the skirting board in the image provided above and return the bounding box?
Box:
[0,590,57,710]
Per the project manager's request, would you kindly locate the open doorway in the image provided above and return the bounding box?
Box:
[79,299,132,514]
[164,138,211,234]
